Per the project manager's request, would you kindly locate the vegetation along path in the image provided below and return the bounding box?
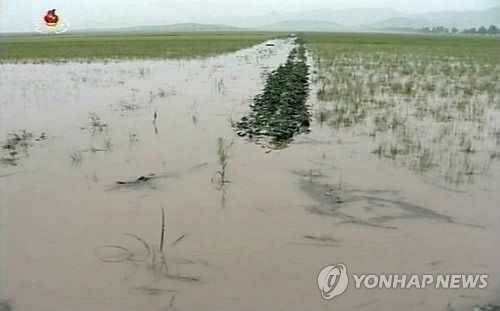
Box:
[235,37,311,145]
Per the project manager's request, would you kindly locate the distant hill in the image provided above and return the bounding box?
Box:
[78,23,246,33]
[2,4,499,34]
[295,8,402,26]
[364,17,434,29]
[256,20,343,32]
[365,6,500,30]
[235,8,401,28]
[245,6,500,31]
[116,23,245,32]
[414,6,500,29]
[21,6,499,34]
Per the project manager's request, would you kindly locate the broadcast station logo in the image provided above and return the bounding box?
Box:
[33,9,70,34]
[318,263,488,300]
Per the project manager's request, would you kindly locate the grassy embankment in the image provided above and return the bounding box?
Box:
[235,37,310,145]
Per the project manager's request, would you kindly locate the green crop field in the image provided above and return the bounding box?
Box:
[304,32,500,62]
[0,32,280,62]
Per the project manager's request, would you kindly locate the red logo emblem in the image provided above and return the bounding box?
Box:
[44,9,59,27]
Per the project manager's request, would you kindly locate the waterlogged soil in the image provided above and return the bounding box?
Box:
[0,39,499,311]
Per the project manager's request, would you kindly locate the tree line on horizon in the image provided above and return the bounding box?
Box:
[418,25,499,35]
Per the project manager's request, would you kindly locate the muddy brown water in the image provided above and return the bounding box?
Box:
[0,39,499,311]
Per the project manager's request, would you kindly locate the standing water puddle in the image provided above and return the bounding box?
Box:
[1,39,499,311]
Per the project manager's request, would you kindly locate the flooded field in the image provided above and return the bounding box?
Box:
[1,36,499,311]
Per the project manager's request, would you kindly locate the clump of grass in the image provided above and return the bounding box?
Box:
[119,100,140,111]
[90,146,106,153]
[216,78,225,93]
[129,133,139,144]
[168,295,176,309]
[0,299,13,311]
[96,208,199,281]
[104,138,112,151]
[215,137,232,186]
[2,130,32,150]
[153,110,158,123]
[138,67,147,78]
[316,110,329,125]
[87,137,112,153]
[1,130,33,165]
[472,305,500,311]
[148,91,156,105]
[490,150,500,159]
[213,137,234,208]
[69,152,83,164]
[460,136,476,153]
[89,113,107,133]
[92,171,99,183]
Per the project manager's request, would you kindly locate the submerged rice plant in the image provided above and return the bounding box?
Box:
[1,130,34,165]
[305,33,500,185]
[96,208,199,281]
[215,137,232,187]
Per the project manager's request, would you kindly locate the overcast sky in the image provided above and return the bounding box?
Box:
[1,0,498,32]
